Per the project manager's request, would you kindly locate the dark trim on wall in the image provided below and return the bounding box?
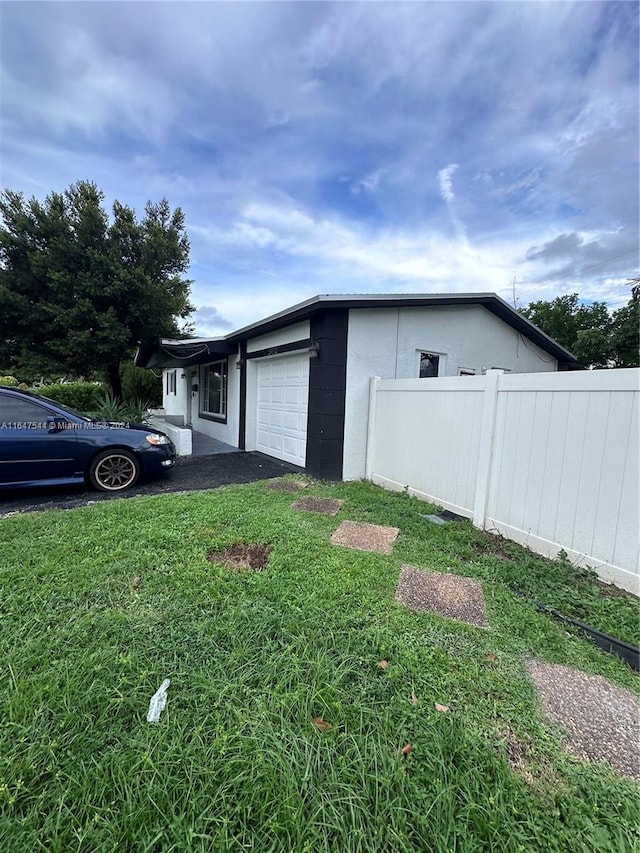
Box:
[245,338,312,361]
[305,310,348,480]
[238,342,247,450]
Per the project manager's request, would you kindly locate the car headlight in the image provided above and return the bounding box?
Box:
[145,433,171,446]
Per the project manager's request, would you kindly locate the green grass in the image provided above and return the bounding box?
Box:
[1,480,638,852]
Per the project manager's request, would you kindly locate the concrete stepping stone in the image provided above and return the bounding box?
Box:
[292,497,343,516]
[331,520,399,554]
[265,479,308,493]
[395,566,489,628]
[526,660,640,781]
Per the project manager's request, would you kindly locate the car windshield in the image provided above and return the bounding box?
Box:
[35,395,92,422]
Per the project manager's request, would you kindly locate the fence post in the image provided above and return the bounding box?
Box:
[472,369,503,528]
[365,376,381,480]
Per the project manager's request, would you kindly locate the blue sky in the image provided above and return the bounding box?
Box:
[1,1,638,335]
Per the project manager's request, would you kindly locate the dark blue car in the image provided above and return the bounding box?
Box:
[0,387,176,492]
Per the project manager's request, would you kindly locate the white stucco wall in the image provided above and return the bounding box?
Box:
[342,305,558,480]
[245,359,259,452]
[162,369,189,421]
[246,321,310,353]
[189,356,241,445]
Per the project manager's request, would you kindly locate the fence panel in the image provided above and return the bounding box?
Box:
[368,369,639,593]
[370,377,484,516]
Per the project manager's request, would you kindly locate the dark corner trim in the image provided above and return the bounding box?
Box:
[305,309,348,480]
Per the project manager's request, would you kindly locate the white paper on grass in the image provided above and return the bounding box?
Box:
[147,678,171,723]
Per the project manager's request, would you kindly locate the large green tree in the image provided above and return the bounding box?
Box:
[520,290,639,368]
[0,181,193,396]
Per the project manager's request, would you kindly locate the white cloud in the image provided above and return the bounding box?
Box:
[438,164,458,205]
[437,163,468,244]
[2,0,637,331]
[189,199,638,329]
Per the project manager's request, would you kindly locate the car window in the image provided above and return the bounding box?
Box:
[0,396,50,423]
[33,394,89,421]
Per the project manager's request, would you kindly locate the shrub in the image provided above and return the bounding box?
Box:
[89,393,152,424]
[120,362,162,407]
[124,397,152,424]
[92,392,129,422]
[32,381,107,413]
[0,375,19,386]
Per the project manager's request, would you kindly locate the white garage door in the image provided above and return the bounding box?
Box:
[256,353,309,466]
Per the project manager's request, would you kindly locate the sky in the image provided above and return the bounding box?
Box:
[1,1,638,337]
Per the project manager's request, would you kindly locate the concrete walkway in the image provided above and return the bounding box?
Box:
[191,430,241,457]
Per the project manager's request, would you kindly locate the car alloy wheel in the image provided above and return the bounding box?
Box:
[89,450,140,492]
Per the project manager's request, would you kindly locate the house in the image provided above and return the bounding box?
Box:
[135,293,577,480]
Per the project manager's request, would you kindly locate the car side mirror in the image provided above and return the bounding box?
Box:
[46,416,67,433]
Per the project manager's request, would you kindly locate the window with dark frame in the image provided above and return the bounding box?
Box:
[200,361,227,419]
[419,352,440,378]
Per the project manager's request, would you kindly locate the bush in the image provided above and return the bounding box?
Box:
[120,362,162,407]
[89,393,151,424]
[32,382,107,413]
[0,375,19,386]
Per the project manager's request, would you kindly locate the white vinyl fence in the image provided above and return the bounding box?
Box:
[366,368,639,594]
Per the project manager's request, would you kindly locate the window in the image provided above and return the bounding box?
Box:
[166,370,177,395]
[0,395,48,423]
[419,352,440,378]
[200,361,227,419]
[458,368,476,376]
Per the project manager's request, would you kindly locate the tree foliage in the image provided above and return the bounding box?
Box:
[520,290,639,368]
[0,181,193,396]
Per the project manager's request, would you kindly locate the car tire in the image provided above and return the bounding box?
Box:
[89,449,140,492]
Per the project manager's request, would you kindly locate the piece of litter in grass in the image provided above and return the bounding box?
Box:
[420,514,447,525]
[313,717,333,731]
[401,743,413,755]
[378,659,389,670]
[435,703,450,713]
[147,678,170,723]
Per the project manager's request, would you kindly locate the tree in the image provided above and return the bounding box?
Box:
[519,293,611,367]
[520,291,638,368]
[609,289,639,368]
[0,181,193,397]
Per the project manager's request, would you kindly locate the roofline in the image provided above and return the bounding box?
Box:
[224,293,576,363]
[135,293,577,367]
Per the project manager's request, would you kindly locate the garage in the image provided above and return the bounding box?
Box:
[255,353,309,466]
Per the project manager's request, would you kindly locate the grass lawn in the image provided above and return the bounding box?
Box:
[1,479,638,852]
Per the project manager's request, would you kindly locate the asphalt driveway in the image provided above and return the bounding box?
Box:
[0,452,304,515]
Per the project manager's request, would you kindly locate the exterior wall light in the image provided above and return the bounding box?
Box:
[308,341,320,358]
